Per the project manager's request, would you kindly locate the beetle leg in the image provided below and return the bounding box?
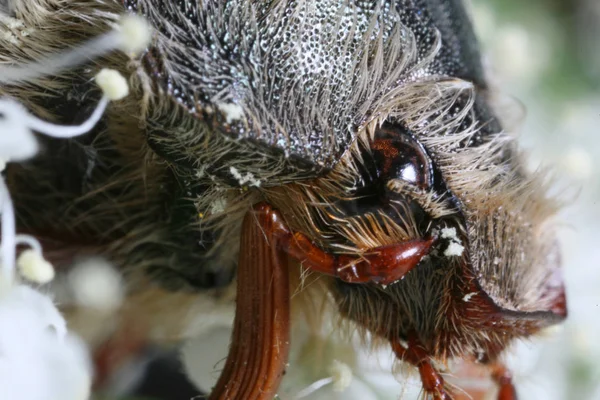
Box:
[491,364,518,400]
[391,337,453,400]
[283,231,434,285]
[209,203,290,400]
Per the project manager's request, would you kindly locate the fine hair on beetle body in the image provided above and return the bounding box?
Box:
[0,0,567,399]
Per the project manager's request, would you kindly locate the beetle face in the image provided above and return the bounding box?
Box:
[130,0,566,374]
[263,95,565,354]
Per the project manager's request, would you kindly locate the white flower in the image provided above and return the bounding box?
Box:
[0,14,151,400]
[0,98,39,162]
[0,285,92,400]
[17,248,55,284]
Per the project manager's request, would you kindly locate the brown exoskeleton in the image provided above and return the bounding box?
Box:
[1,0,566,398]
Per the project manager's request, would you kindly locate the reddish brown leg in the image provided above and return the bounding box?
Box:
[283,230,434,285]
[209,203,291,400]
[391,337,453,400]
[491,364,518,400]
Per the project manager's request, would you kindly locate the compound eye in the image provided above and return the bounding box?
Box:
[371,124,433,190]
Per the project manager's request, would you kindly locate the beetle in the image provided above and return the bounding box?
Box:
[1,0,566,399]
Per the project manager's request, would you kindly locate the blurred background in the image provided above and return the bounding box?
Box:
[97,1,600,399]
[470,0,600,398]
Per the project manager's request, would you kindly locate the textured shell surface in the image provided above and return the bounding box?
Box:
[125,0,489,184]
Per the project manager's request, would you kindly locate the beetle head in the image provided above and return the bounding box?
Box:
[265,82,565,355]
[129,0,566,355]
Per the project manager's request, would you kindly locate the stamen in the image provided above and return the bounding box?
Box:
[294,360,353,398]
[0,176,16,287]
[14,233,42,253]
[4,96,109,141]
[0,69,128,162]
[95,68,130,101]
[0,67,131,289]
[329,360,353,392]
[0,99,39,161]
[117,15,152,55]
[0,14,151,84]
[295,377,334,399]
[17,249,54,284]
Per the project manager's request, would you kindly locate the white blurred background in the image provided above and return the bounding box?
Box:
[470,0,600,399]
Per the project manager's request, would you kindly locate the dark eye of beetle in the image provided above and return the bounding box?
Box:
[335,123,434,219]
[371,123,433,189]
